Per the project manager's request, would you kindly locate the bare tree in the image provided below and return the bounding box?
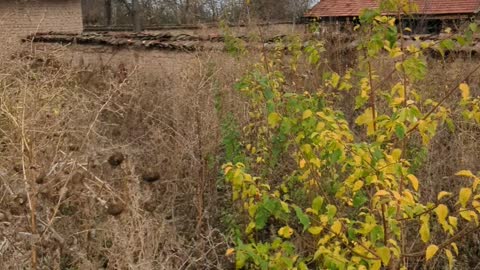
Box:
[81,0,313,26]
[132,0,142,31]
[105,0,112,26]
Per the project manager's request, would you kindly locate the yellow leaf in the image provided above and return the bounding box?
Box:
[246,222,256,234]
[330,72,340,88]
[473,179,480,191]
[451,243,459,255]
[374,190,390,197]
[353,180,364,192]
[459,188,472,208]
[426,245,439,261]
[460,210,478,225]
[370,260,382,270]
[225,248,235,256]
[299,159,306,169]
[435,204,449,226]
[278,226,294,239]
[355,107,377,135]
[308,226,323,235]
[459,83,470,101]
[456,170,476,178]
[376,247,391,265]
[420,215,430,243]
[316,122,326,131]
[280,201,290,213]
[460,210,472,221]
[267,112,282,128]
[224,165,233,175]
[437,191,452,201]
[449,216,458,229]
[303,109,313,119]
[403,190,415,205]
[388,18,396,26]
[445,249,454,269]
[331,220,342,234]
[407,174,419,191]
[473,200,480,211]
[391,148,402,162]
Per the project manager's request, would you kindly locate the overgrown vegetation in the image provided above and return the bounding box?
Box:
[222,1,480,269]
[2,1,480,269]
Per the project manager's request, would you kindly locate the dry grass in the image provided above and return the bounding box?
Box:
[0,42,249,269]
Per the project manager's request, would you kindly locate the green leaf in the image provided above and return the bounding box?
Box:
[370,225,384,244]
[440,39,455,51]
[254,207,270,230]
[255,197,282,230]
[402,57,427,81]
[353,191,368,208]
[293,205,311,231]
[395,123,406,139]
[360,9,380,24]
[298,262,308,270]
[326,205,337,221]
[312,196,324,212]
[469,22,478,32]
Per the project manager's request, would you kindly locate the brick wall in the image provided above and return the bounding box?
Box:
[0,0,83,44]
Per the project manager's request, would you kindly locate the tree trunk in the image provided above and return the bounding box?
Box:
[132,0,142,32]
[105,0,112,26]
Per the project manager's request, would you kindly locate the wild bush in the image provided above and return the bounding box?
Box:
[223,1,480,269]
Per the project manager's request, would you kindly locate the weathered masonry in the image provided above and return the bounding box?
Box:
[0,0,83,43]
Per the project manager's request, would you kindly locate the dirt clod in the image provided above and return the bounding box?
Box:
[36,171,47,184]
[68,144,80,151]
[13,164,23,174]
[141,170,161,183]
[106,202,125,216]
[108,152,124,167]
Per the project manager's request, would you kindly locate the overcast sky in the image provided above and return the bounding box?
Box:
[309,0,320,8]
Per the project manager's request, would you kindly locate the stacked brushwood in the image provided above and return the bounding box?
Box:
[24,32,288,52]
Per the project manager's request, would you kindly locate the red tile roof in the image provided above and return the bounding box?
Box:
[305,0,480,18]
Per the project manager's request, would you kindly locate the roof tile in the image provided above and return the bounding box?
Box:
[306,0,480,18]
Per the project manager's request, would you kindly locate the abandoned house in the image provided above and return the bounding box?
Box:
[0,0,83,43]
[305,0,480,33]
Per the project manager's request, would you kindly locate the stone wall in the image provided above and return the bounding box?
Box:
[0,0,83,45]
